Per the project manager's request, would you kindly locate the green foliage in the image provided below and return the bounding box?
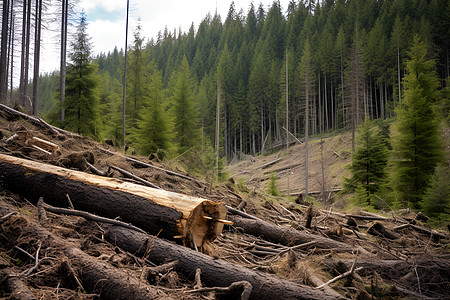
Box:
[420,164,450,222]
[343,118,388,204]
[266,173,280,196]
[134,65,173,155]
[64,12,101,138]
[171,56,201,154]
[36,0,449,167]
[390,36,442,208]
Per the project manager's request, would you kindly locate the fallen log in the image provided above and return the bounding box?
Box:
[0,256,37,300]
[108,164,161,189]
[105,225,345,300]
[367,222,400,240]
[0,103,76,137]
[0,203,171,300]
[228,215,367,254]
[100,147,206,186]
[0,153,226,251]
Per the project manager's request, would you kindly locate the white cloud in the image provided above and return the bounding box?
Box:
[40,0,290,73]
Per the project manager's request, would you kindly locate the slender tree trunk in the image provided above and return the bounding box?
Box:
[318,73,321,133]
[239,121,242,158]
[24,0,32,106]
[60,0,68,121]
[286,49,289,150]
[32,0,42,115]
[304,59,309,201]
[9,9,14,103]
[397,45,401,104]
[0,0,10,101]
[19,0,27,105]
[215,80,220,178]
[324,73,328,131]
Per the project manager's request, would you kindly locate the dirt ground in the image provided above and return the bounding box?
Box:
[0,106,449,299]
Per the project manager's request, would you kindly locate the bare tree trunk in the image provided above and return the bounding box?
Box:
[60,0,68,121]
[0,0,10,101]
[304,56,310,201]
[286,49,289,150]
[215,80,220,178]
[23,0,32,107]
[324,73,328,131]
[32,0,42,115]
[8,0,14,103]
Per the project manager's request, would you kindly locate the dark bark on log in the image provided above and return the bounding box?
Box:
[367,222,400,240]
[0,154,226,250]
[109,164,160,189]
[105,226,345,300]
[0,202,170,300]
[0,156,181,239]
[228,215,364,254]
[0,268,37,300]
[64,246,166,300]
[100,147,205,186]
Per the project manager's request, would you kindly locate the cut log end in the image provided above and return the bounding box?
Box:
[184,200,227,253]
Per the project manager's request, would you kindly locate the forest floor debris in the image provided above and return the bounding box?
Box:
[0,106,449,299]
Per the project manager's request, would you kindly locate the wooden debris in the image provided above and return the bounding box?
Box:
[106,225,346,300]
[228,215,364,254]
[109,164,161,189]
[0,153,226,252]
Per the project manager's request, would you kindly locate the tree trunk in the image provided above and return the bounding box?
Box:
[105,226,345,300]
[32,0,42,115]
[60,0,68,121]
[23,0,32,106]
[0,0,10,101]
[0,154,226,251]
[9,1,14,103]
[228,215,363,253]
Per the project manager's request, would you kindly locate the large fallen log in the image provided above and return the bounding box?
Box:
[0,153,226,251]
[105,225,345,300]
[228,215,367,254]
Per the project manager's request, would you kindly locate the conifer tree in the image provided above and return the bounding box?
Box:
[136,64,172,155]
[420,164,450,222]
[171,56,200,154]
[390,36,442,208]
[343,118,388,204]
[64,12,100,138]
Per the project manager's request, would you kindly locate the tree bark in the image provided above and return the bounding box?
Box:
[0,202,170,300]
[0,154,226,251]
[0,0,10,101]
[32,0,42,115]
[105,226,345,300]
[228,215,364,254]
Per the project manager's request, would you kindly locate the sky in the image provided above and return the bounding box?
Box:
[40,0,291,73]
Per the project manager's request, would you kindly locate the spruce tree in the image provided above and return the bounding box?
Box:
[136,64,172,156]
[64,12,100,138]
[343,118,388,205]
[171,56,200,154]
[390,36,442,208]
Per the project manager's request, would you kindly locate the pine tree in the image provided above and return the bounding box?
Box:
[64,12,100,138]
[171,56,200,154]
[390,36,442,208]
[420,164,450,222]
[135,64,172,155]
[343,118,388,204]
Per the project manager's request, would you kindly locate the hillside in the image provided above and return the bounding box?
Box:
[227,132,352,202]
[0,105,449,299]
